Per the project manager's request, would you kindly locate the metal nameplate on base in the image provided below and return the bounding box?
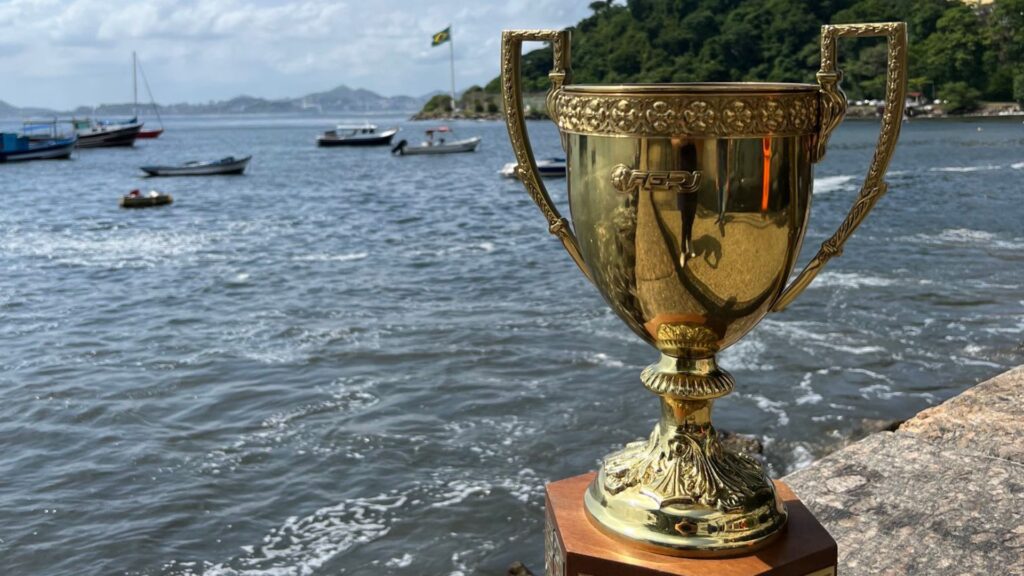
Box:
[544,473,837,576]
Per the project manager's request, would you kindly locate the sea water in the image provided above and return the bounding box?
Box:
[0,115,1021,575]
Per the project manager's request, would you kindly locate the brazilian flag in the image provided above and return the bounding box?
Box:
[432,26,451,47]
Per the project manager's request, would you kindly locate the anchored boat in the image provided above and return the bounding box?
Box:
[0,132,77,162]
[140,155,251,177]
[73,118,143,148]
[120,189,173,208]
[391,126,480,155]
[500,157,566,178]
[317,124,398,147]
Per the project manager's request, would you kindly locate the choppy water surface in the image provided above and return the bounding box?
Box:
[1,115,1021,575]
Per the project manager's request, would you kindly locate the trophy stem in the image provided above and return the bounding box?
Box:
[584,354,788,557]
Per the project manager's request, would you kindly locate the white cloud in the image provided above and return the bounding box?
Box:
[0,0,594,109]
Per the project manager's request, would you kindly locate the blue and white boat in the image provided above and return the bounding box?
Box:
[0,132,77,163]
[500,157,566,178]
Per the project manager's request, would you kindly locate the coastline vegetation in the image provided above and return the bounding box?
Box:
[420,0,1024,119]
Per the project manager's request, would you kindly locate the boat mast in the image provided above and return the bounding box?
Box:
[448,27,456,113]
[137,57,165,129]
[132,51,138,120]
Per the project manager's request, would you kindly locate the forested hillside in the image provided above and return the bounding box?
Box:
[485,0,1024,111]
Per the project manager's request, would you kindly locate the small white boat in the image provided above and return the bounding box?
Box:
[500,157,566,179]
[141,155,251,177]
[317,123,398,147]
[392,126,481,155]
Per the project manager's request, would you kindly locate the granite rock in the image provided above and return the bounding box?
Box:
[507,560,535,576]
[785,365,1024,575]
[719,430,764,456]
[787,431,1024,575]
[899,365,1024,463]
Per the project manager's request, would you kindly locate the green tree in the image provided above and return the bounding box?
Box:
[481,0,1023,112]
[422,94,452,113]
[1013,69,1024,107]
[919,6,984,90]
[938,81,982,114]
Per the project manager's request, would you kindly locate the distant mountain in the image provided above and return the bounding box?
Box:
[0,85,430,118]
[0,99,60,118]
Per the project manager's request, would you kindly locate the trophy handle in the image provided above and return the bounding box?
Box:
[771,22,907,312]
[501,29,591,281]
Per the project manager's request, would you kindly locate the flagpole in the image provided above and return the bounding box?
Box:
[448,27,456,112]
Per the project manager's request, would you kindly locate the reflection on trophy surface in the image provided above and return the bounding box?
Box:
[502,23,907,557]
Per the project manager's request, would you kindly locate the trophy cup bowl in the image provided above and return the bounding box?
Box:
[502,24,907,557]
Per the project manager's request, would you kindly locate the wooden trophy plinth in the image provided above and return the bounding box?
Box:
[544,473,836,576]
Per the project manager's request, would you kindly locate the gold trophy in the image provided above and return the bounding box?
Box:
[502,24,906,557]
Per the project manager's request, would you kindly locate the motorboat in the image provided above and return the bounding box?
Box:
[120,189,173,208]
[0,132,77,162]
[73,117,143,148]
[500,157,566,179]
[317,123,398,147]
[140,155,251,177]
[391,126,480,155]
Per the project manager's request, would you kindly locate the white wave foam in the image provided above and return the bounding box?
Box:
[924,228,1024,250]
[236,494,402,575]
[199,378,379,474]
[429,467,541,509]
[859,383,904,400]
[929,164,1002,172]
[937,228,996,243]
[794,372,823,405]
[982,316,1024,335]
[585,352,624,368]
[163,493,406,576]
[386,553,414,568]
[813,175,856,194]
[1012,162,1024,170]
[849,368,894,384]
[812,271,895,289]
[430,480,490,508]
[963,344,985,355]
[747,394,789,427]
[0,229,211,268]
[719,337,773,371]
[787,444,816,474]
[760,319,885,356]
[293,251,368,262]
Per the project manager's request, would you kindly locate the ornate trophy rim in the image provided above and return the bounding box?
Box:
[553,86,821,138]
[562,81,819,95]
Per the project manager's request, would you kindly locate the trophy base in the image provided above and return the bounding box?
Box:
[583,356,788,556]
[547,473,837,576]
[584,474,785,557]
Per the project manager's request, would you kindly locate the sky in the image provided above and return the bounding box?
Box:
[0,0,595,110]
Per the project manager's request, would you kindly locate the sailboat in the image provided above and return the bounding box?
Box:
[133,52,165,139]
